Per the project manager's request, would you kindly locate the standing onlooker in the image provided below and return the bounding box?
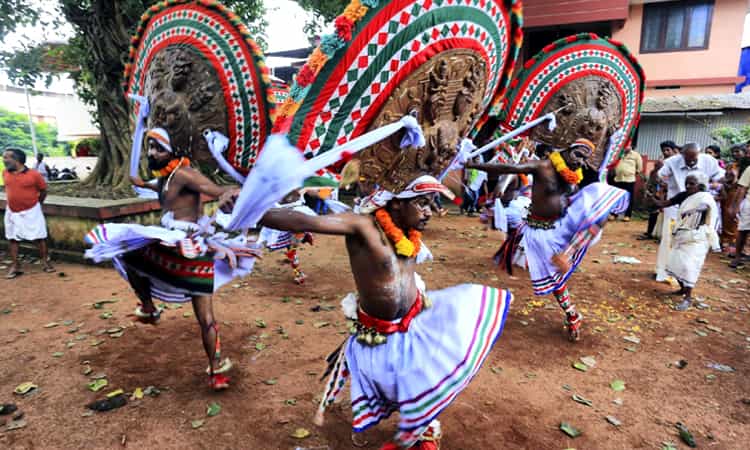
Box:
[34,153,49,181]
[730,164,750,268]
[719,168,742,253]
[2,148,54,278]
[705,145,725,168]
[655,142,724,281]
[462,157,488,217]
[612,146,643,221]
[640,142,679,240]
[639,159,665,240]
[660,140,680,159]
[729,144,749,175]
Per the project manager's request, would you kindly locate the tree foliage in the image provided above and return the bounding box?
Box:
[0,0,39,37]
[0,107,68,156]
[711,125,750,151]
[292,0,348,36]
[711,125,750,159]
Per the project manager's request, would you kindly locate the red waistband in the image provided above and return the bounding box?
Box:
[357,291,424,334]
[527,213,559,223]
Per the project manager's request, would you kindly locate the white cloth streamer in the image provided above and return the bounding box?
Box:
[128,94,149,179]
[467,112,557,160]
[599,128,624,182]
[203,129,247,184]
[225,116,426,231]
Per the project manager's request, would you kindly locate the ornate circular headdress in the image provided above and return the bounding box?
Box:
[274,0,522,193]
[488,33,644,170]
[124,0,275,174]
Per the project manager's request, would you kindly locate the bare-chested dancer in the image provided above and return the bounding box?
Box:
[468,138,629,341]
[228,175,513,449]
[87,128,258,390]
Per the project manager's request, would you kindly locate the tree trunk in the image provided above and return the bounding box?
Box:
[62,1,146,195]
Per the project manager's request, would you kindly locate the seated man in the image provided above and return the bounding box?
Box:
[467,139,629,341]
[250,175,513,450]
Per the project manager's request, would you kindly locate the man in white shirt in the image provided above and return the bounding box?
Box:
[34,153,49,181]
[655,143,724,281]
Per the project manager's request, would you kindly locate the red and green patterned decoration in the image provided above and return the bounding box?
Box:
[271,78,290,106]
[498,33,645,168]
[124,0,275,174]
[275,0,523,158]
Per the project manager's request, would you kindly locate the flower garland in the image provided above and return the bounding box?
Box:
[374,208,421,258]
[549,151,583,185]
[272,0,378,133]
[152,157,190,178]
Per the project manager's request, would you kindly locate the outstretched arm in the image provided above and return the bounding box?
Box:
[466,161,542,176]
[652,191,687,209]
[130,176,159,192]
[259,209,370,236]
[177,167,232,198]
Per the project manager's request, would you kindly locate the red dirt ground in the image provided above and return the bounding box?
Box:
[1,217,749,450]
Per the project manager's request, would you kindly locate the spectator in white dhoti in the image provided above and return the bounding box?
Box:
[652,172,720,311]
[2,148,54,278]
[655,143,723,282]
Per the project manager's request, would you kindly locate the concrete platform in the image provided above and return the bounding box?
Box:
[0,193,167,262]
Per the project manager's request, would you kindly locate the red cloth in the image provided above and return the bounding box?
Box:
[358,291,424,334]
[2,169,46,212]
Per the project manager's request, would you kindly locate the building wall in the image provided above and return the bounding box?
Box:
[0,73,99,142]
[635,110,750,159]
[522,0,629,28]
[613,0,748,97]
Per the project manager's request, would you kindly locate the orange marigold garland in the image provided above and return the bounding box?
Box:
[374,209,421,258]
[152,157,190,178]
[549,151,583,185]
[272,0,376,133]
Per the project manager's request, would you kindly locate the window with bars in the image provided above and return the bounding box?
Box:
[641,0,714,53]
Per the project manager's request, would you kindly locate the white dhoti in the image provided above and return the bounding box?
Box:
[655,205,678,281]
[653,211,663,239]
[317,279,512,448]
[739,199,750,231]
[4,203,48,241]
[667,229,711,288]
[666,192,720,288]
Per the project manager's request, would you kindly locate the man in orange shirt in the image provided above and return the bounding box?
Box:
[2,148,54,278]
